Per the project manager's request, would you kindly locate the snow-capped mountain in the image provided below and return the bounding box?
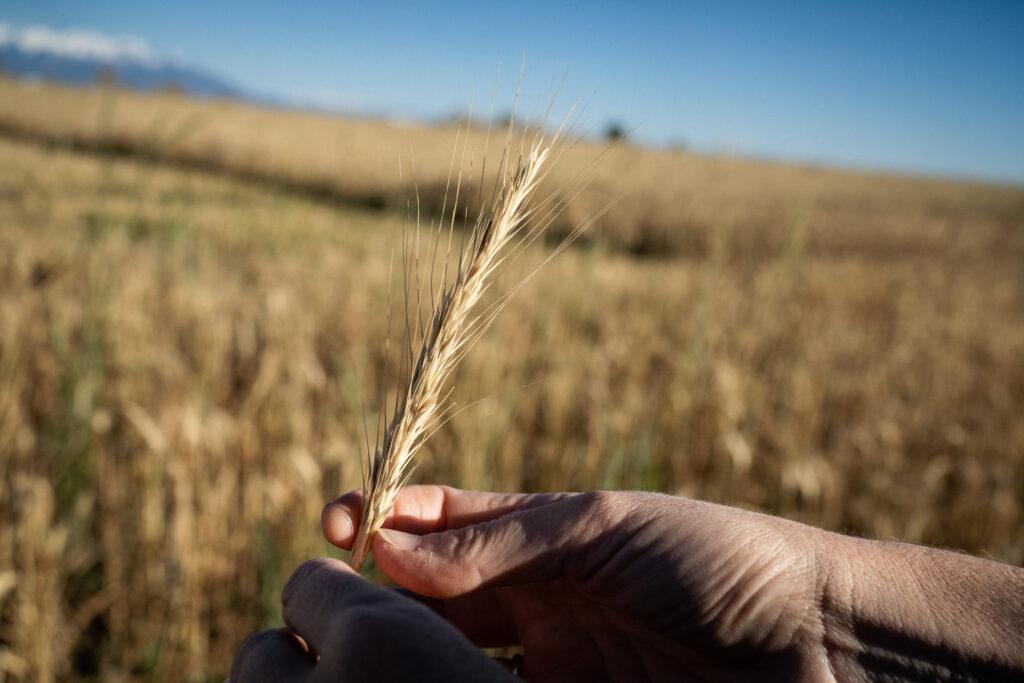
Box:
[0,23,243,99]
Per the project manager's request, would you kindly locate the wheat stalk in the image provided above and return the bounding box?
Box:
[349,132,556,571]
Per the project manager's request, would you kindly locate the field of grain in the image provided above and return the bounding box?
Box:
[1,78,1023,681]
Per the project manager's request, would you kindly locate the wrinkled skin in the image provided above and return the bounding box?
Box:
[231,487,1024,682]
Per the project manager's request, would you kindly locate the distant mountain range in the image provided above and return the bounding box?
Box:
[0,23,245,99]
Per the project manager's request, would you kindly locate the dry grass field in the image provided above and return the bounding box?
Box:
[1,78,1023,681]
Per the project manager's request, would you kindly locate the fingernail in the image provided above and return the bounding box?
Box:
[322,504,353,541]
[377,528,420,551]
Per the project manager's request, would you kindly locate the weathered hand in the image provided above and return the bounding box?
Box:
[322,487,836,681]
[233,485,1024,681]
[229,556,512,682]
[323,487,1024,682]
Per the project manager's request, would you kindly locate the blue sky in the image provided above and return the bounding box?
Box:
[3,1,1023,183]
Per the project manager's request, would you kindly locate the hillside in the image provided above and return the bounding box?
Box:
[1,76,1021,260]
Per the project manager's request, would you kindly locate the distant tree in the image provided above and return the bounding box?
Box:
[667,137,688,152]
[158,83,187,97]
[604,121,627,143]
[494,110,516,127]
[443,109,468,125]
[97,66,118,87]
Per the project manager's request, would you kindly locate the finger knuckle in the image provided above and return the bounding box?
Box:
[281,557,334,608]
[429,526,487,591]
[576,490,624,531]
[236,628,276,656]
[230,630,285,679]
[443,525,484,559]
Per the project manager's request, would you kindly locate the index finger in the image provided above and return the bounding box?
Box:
[322,485,574,549]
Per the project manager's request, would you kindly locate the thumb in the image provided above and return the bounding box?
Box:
[370,491,625,598]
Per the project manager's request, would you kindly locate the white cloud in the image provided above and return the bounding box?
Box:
[0,23,160,64]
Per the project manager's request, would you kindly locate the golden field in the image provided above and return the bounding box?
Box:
[1,78,1023,681]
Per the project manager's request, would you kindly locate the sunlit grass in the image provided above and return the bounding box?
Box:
[0,84,1022,680]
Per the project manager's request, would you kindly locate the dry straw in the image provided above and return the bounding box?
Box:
[349,110,604,571]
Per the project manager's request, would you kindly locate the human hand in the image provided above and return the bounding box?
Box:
[322,487,836,680]
[229,556,513,682]
[323,487,1024,682]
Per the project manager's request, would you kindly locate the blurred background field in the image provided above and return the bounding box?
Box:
[1,4,1024,680]
[1,77,1022,680]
